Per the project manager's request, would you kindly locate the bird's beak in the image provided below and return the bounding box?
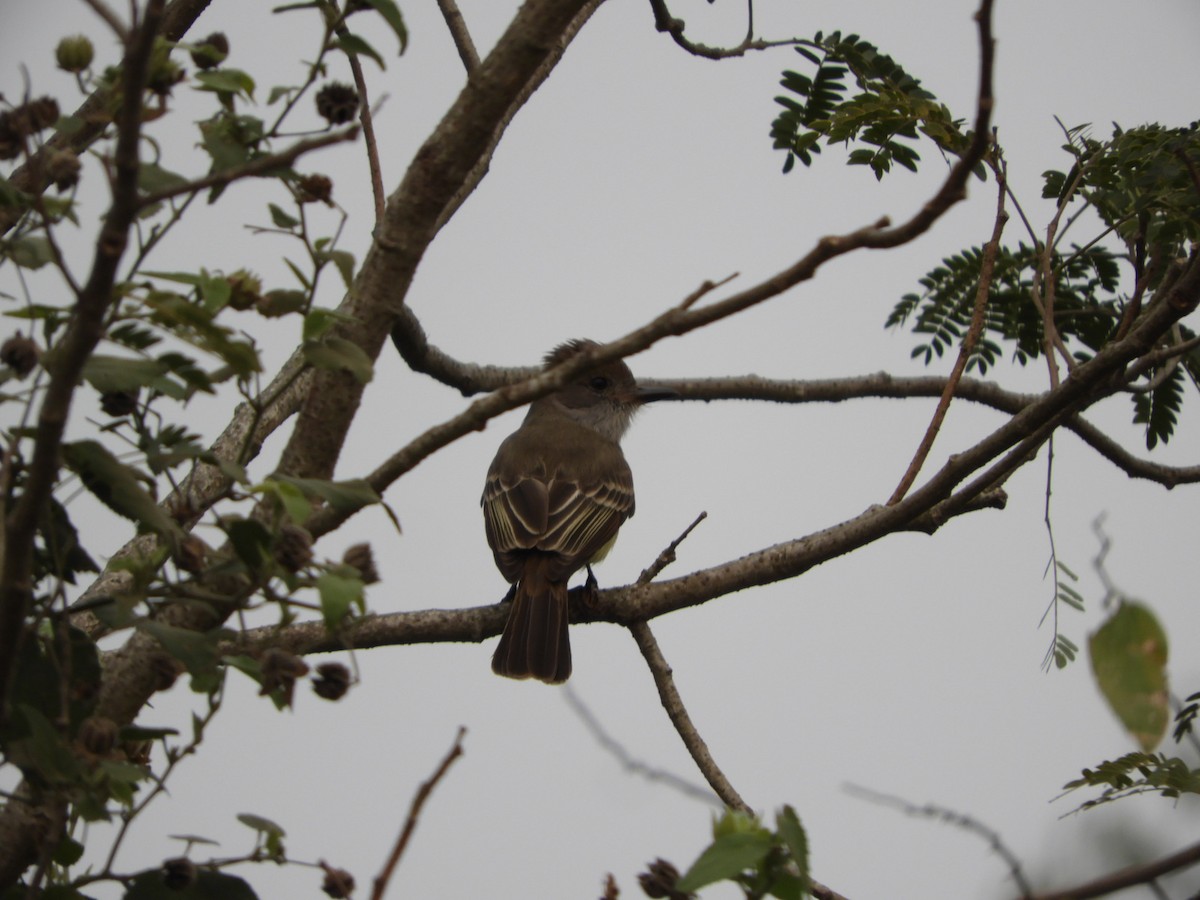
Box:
[632,384,677,404]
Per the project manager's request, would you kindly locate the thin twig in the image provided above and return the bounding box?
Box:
[562,686,720,806]
[81,0,130,41]
[436,0,480,72]
[371,726,466,900]
[888,153,1008,505]
[637,512,707,585]
[335,23,386,226]
[137,128,359,207]
[845,784,1034,898]
[629,620,748,813]
[648,0,800,59]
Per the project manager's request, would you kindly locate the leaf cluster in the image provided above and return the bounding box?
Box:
[770,32,975,178]
[674,807,810,900]
[1063,751,1200,811]
[887,242,1122,372]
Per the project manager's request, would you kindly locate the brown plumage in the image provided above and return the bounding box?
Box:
[482,340,674,683]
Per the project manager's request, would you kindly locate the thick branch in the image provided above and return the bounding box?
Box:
[274,0,601,483]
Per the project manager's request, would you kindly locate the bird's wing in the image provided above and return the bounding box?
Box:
[483,443,633,581]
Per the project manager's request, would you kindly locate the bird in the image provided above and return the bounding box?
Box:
[482,339,675,683]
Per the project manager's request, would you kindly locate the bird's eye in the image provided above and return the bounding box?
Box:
[588,375,610,392]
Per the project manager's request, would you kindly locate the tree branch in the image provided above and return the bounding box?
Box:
[1021,837,1200,900]
[370,727,466,900]
[137,128,360,208]
[436,0,480,73]
[888,157,1008,504]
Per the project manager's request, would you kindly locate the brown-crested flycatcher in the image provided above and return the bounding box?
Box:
[482,339,675,683]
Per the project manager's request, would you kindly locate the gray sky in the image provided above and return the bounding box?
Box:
[3,0,1200,897]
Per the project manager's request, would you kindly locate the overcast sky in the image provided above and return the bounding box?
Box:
[3,0,1200,898]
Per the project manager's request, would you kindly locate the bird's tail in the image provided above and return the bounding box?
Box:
[492,555,571,684]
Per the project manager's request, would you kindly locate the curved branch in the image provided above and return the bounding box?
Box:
[647,0,800,60]
[629,620,750,813]
[1022,837,1200,900]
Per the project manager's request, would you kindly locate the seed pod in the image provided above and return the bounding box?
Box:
[315,82,360,126]
[56,35,95,73]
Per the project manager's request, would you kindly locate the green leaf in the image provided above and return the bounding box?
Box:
[677,831,775,892]
[268,202,300,229]
[302,307,356,341]
[775,805,810,895]
[137,621,225,692]
[123,869,260,900]
[52,836,86,866]
[334,32,385,70]
[303,336,374,383]
[61,441,181,538]
[119,724,180,742]
[271,475,380,513]
[138,162,190,195]
[361,0,408,54]
[8,235,55,269]
[317,247,356,290]
[36,496,100,584]
[225,517,274,571]
[1090,601,1169,751]
[316,571,364,629]
[237,811,286,837]
[82,354,171,395]
[193,68,256,100]
[9,703,81,784]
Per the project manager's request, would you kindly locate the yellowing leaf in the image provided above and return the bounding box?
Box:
[1089,601,1169,751]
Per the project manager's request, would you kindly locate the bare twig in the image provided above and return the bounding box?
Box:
[845,784,1033,898]
[647,0,800,59]
[562,687,720,806]
[436,0,480,72]
[629,620,749,814]
[81,0,130,41]
[371,727,466,900]
[888,155,1008,505]
[637,512,707,585]
[334,24,386,226]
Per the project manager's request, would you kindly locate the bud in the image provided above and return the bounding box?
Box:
[342,543,379,585]
[225,269,263,311]
[45,147,81,190]
[274,523,313,573]
[315,82,359,126]
[162,857,197,891]
[638,859,690,899]
[146,54,185,97]
[25,97,60,132]
[99,389,139,418]
[56,35,95,73]
[1,335,40,378]
[189,32,229,70]
[296,173,333,205]
[320,861,356,899]
[312,662,352,701]
[260,647,310,707]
